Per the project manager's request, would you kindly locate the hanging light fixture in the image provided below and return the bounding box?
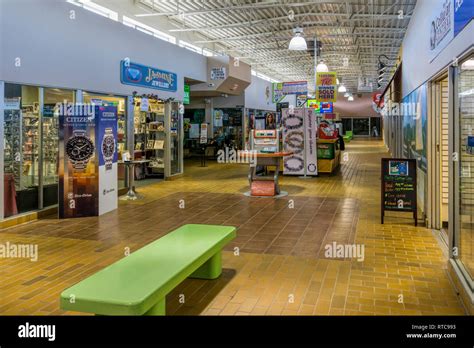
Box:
[338,84,347,93]
[348,95,354,101]
[289,27,307,51]
[336,78,340,85]
[316,60,329,72]
[344,92,350,98]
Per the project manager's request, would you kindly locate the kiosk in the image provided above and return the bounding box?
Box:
[244,130,292,197]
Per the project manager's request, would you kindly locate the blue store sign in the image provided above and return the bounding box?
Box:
[120,61,177,92]
[454,0,474,37]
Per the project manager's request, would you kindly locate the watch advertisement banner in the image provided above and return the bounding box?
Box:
[59,104,118,218]
[97,106,118,216]
[59,104,98,218]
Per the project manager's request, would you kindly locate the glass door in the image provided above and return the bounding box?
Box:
[352,118,370,136]
[454,55,474,286]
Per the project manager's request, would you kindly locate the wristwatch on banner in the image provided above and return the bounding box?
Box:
[66,130,95,172]
[101,127,115,171]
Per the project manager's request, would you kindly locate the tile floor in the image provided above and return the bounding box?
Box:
[0,139,466,315]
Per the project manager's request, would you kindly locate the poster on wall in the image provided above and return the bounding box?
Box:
[210,67,226,80]
[190,123,200,139]
[402,83,427,216]
[59,104,118,218]
[296,94,307,107]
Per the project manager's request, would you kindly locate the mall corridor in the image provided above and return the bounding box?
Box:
[0,139,465,315]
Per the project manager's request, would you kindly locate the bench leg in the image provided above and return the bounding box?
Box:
[144,298,166,316]
[190,251,222,279]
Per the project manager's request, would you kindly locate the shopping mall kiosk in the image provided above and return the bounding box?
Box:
[246,130,292,197]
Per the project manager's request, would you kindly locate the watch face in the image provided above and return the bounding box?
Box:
[66,135,95,161]
[102,135,115,158]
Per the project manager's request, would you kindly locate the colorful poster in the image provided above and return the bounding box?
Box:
[316,86,337,102]
[306,100,333,113]
[59,104,118,218]
[402,83,428,215]
[316,72,337,86]
[59,104,98,218]
[120,60,177,92]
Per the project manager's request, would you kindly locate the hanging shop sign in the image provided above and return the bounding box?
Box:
[381,158,417,226]
[316,86,337,102]
[272,81,308,103]
[454,0,474,36]
[120,60,177,92]
[316,72,337,86]
[282,108,317,176]
[429,0,454,61]
[183,84,190,105]
[296,94,307,107]
[306,100,333,113]
[210,67,226,80]
[59,104,118,218]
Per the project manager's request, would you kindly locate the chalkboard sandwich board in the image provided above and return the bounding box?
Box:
[381,158,417,226]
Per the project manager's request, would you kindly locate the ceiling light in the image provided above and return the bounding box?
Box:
[461,59,474,70]
[316,60,329,72]
[344,92,350,98]
[338,85,347,93]
[348,95,354,101]
[336,78,340,85]
[289,27,307,51]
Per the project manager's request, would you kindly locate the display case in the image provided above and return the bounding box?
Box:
[132,97,183,179]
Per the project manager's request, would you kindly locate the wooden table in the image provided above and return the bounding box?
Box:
[240,151,293,197]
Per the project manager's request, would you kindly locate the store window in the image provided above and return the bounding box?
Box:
[353,118,370,136]
[341,118,352,135]
[456,55,474,283]
[213,108,243,149]
[4,84,40,217]
[83,92,127,189]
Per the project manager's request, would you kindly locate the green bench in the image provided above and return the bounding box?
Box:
[60,224,236,315]
[343,130,353,142]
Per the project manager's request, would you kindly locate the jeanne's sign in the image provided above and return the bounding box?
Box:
[120,61,177,92]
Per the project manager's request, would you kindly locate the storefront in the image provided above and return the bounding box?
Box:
[0,0,208,222]
[390,0,474,312]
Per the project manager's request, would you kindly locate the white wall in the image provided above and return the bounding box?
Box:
[402,0,474,97]
[244,75,276,111]
[0,0,207,99]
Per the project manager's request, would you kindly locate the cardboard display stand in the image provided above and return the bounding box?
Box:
[58,104,118,218]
